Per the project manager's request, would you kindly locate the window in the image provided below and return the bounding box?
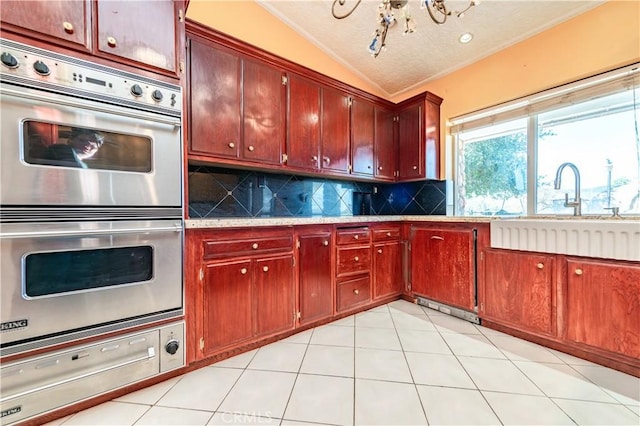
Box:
[453,64,640,216]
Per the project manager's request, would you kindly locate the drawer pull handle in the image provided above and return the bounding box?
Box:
[354,256,359,262]
[353,289,359,295]
[386,232,392,237]
[536,263,544,269]
[430,236,444,240]
[248,145,255,152]
[228,142,235,148]
[354,235,359,240]
[107,36,117,48]
[575,268,583,276]
[63,21,74,34]
[378,249,383,254]
[240,268,247,275]
[263,266,269,272]
[323,240,329,246]
[252,243,259,249]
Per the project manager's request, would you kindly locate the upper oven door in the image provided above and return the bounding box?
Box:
[0,219,183,348]
[0,84,182,208]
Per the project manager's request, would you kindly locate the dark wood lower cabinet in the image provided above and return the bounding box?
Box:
[482,249,555,336]
[297,229,333,326]
[373,240,403,300]
[564,257,640,359]
[336,275,371,313]
[254,255,295,336]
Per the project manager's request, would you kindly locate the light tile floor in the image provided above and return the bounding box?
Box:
[45,300,640,425]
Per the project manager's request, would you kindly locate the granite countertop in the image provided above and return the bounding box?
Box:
[184,215,492,229]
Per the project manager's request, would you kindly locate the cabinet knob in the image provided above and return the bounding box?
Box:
[228,142,235,148]
[240,268,247,275]
[62,21,74,34]
[412,165,418,170]
[386,232,392,237]
[248,145,255,152]
[323,240,329,246]
[353,289,359,295]
[354,235,359,240]
[106,36,117,48]
[263,266,269,272]
[312,155,318,161]
[536,263,544,269]
[354,256,359,262]
[575,268,583,276]
[377,249,383,254]
[378,166,383,170]
[252,243,259,249]
[323,156,331,165]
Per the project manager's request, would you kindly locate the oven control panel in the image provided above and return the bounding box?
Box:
[0,39,181,115]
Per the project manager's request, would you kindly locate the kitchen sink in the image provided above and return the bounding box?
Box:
[490,217,640,261]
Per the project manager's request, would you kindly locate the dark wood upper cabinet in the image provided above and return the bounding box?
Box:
[2,0,183,77]
[287,74,321,170]
[96,0,178,73]
[374,107,396,181]
[188,38,241,158]
[187,36,285,165]
[397,93,442,181]
[1,0,89,49]
[242,59,286,165]
[320,87,351,174]
[351,96,375,177]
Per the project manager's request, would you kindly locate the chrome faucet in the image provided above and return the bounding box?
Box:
[554,162,582,216]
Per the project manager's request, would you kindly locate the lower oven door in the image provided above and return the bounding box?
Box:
[0,220,183,350]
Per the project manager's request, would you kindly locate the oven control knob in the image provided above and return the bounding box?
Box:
[165,339,180,355]
[1,52,19,69]
[151,89,163,102]
[33,60,50,76]
[130,84,143,97]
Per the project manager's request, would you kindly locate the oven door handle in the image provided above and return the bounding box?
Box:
[0,347,156,402]
[1,223,183,239]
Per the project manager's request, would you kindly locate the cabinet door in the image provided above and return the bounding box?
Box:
[243,59,285,165]
[483,249,555,336]
[287,74,321,170]
[424,98,440,180]
[188,38,241,158]
[351,97,374,176]
[565,258,640,359]
[373,241,403,299]
[374,107,396,181]
[1,0,89,49]
[321,88,350,174]
[96,0,177,73]
[254,255,295,337]
[411,227,475,310]
[298,231,333,325]
[203,260,252,353]
[397,105,423,180]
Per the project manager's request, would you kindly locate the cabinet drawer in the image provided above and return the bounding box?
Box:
[203,235,293,259]
[372,226,401,242]
[336,227,370,245]
[337,246,371,276]
[336,275,370,312]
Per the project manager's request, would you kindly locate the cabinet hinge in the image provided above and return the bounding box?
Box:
[296,239,301,249]
[282,153,288,163]
[480,302,484,312]
[297,311,301,320]
[179,61,185,73]
[199,267,204,282]
[480,251,484,261]
[292,257,296,267]
[199,337,205,351]
[282,75,288,86]
[348,164,353,173]
[178,9,184,22]
[347,97,353,107]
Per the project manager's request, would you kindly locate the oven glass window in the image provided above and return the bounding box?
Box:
[22,121,152,172]
[24,246,154,298]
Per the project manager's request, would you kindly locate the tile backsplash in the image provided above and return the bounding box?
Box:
[188,165,446,218]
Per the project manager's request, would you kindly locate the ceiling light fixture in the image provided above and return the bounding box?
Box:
[332,0,477,58]
[459,32,473,43]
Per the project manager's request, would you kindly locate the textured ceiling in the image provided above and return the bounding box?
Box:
[257,0,605,98]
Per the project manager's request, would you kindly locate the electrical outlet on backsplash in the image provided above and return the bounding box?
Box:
[187,165,446,218]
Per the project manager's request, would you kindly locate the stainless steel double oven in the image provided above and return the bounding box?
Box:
[0,39,185,424]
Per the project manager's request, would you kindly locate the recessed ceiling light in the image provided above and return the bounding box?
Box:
[459,32,474,44]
